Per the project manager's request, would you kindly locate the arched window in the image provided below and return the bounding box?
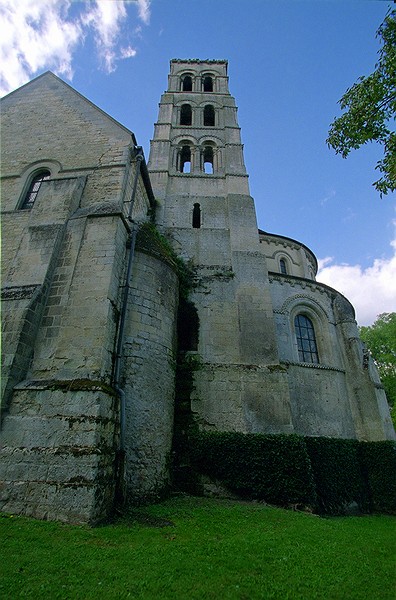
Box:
[203,105,215,126]
[182,75,193,91]
[203,146,214,174]
[294,314,319,364]
[279,258,287,275]
[179,145,192,173]
[203,76,213,92]
[192,203,201,228]
[180,104,192,125]
[20,170,50,209]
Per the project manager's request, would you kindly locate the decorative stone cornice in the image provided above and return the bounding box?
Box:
[171,58,228,65]
[269,272,332,298]
[280,360,345,373]
[1,284,40,300]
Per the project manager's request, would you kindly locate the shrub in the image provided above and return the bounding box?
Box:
[189,431,317,507]
[304,436,365,514]
[359,440,396,514]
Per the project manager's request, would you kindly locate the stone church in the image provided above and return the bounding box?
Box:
[1,59,394,523]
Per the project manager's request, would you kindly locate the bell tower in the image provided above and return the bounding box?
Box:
[148,59,293,435]
[148,59,253,245]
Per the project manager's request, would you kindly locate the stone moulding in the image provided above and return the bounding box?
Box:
[280,360,346,373]
[14,378,118,396]
[171,58,228,65]
[1,284,41,300]
[269,272,352,304]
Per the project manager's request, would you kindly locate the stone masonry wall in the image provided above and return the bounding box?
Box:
[0,72,158,521]
[122,249,179,500]
[0,385,118,523]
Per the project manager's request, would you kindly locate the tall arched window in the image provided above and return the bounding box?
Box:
[179,145,192,173]
[203,76,213,92]
[180,104,192,125]
[294,314,319,363]
[203,146,214,174]
[279,258,287,275]
[20,170,50,209]
[203,105,215,126]
[182,75,193,91]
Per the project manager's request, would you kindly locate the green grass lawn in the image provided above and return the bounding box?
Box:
[1,496,395,599]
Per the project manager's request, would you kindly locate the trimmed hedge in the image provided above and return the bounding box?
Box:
[304,437,365,514]
[187,431,396,515]
[190,431,317,507]
[359,440,396,514]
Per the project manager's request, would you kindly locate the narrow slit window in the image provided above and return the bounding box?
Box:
[182,75,192,91]
[179,145,191,173]
[204,105,215,126]
[192,203,201,228]
[203,146,214,174]
[180,104,192,125]
[203,76,213,92]
[294,314,319,364]
[20,170,50,209]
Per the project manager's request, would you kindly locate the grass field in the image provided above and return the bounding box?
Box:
[1,496,395,599]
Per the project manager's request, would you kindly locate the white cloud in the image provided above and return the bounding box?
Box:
[0,0,81,93]
[0,0,150,95]
[81,0,127,73]
[317,238,396,326]
[120,45,137,59]
[136,0,150,25]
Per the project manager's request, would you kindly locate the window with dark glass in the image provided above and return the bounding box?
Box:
[20,170,50,209]
[180,104,192,125]
[203,105,215,126]
[179,145,191,173]
[294,314,319,363]
[279,258,287,274]
[192,203,201,228]
[182,75,192,91]
[203,76,213,92]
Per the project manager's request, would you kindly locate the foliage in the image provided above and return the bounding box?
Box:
[359,440,396,514]
[189,431,396,516]
[359,313,396,423]
[136,222,195,299]
[304,436,365,514]
[327,8,396,195]
[1,497,395,599]
[190,431,317,506]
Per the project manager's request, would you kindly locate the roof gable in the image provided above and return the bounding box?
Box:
[1,71,136,142]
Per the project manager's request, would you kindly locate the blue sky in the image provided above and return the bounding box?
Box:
[1,0,395,324]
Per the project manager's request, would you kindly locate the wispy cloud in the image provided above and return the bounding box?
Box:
[0,0,151,95]
[320,189,336,206]
[317,234,396,326]
[135,0,150,25]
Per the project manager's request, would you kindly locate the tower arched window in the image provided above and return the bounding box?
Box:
[294,314,319,364]
[20,170,51,209]
[203,105,215,127]
[203,76,213,92]
[182,75,193,91]
[192,203,201,228]
[179,145,192,173]
[279,258,287,275]
[180,104,192,126]
[203,146,214,174]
